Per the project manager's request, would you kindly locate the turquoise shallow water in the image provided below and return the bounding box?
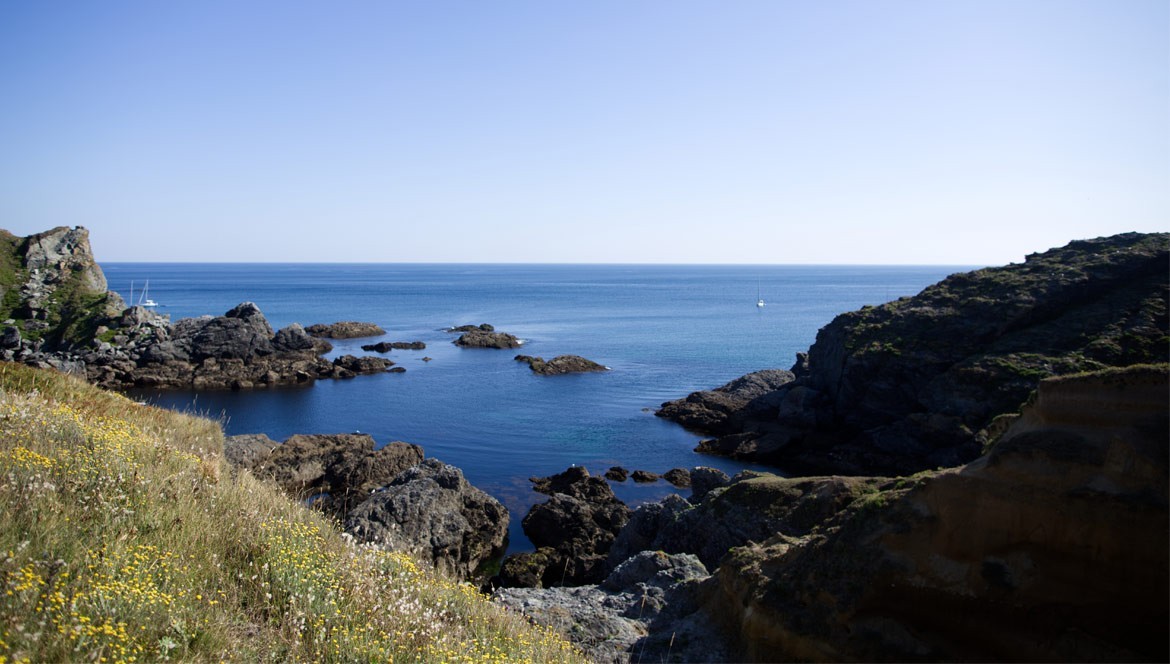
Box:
[106,263,967,552]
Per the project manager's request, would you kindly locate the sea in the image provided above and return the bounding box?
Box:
[103,263,968,553]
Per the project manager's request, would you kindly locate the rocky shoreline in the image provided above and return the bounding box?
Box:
[3,225,1166,661]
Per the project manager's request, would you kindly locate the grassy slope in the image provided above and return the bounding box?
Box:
[0,362,583,663]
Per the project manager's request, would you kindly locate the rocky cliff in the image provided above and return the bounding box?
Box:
[706,365,1168,662]
[660,232,1169,476]
[0,227,394,389]
[0,226,124,351]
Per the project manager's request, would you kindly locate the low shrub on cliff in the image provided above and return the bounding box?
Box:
[0,362,582,663]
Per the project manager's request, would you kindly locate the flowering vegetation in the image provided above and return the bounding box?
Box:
[0,362,583,663]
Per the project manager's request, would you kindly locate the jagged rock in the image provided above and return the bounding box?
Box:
[225,433,424,517]
[688,467,731,502]
[305,321,386,339]
[345,459,509,581]
[514,354,608,375]
[706,365,1170,662]
[453,328,521,349]
[662,233,1170,476]
[656,369,795,434]
[493,551,728,663]
[273,323,331,353]
[502,466,631,587]
[605,466,629,482]
[662,468,691,488]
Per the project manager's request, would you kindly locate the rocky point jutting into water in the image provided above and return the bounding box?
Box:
[0,226,396,390]
[659,232,1169,476]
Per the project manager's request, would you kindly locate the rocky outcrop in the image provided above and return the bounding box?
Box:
[514,354,608,375]
[453,328,521,349]
[224,432,424,517]
[331,354,394,375]
[498,467,631,587]
[361,341,426,352]
[78,303,394,390]
[305,321,385,339]
[494,551,728,664]
[705,365,1169,662]
[345,459,509,580]
[605,466,628,482]
[448,323,494,333]
[661,232,1169,476]
[607,471,879,571]
[225,434,508,582]
[657,369,795,435]
[0,226,124,353]
[630,470,659,483]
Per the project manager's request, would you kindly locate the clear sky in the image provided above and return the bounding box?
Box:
[0,1,1166,264]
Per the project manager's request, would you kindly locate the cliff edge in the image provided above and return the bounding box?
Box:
[660,232,1169,475]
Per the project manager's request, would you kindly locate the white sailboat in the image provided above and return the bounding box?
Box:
[131,280,160,308]
[756,280,765,308]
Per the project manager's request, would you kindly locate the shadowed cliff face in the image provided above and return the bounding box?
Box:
[661,232,1169,476]
[708,365,1169,662]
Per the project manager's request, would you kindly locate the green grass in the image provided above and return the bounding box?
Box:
[0,362,585,663]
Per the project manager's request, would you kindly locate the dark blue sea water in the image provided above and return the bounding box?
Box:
[104,263,967,553]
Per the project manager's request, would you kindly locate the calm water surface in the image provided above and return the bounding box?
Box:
[107,263,967,552]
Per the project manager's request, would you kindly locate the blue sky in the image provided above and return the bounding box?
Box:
[0,1,1165,264]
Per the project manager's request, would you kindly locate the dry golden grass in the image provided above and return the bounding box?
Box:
[0,362,585,663]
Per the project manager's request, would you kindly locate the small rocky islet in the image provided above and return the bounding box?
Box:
[1,225,1166,661]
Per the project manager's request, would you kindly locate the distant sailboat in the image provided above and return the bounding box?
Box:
[131,280,160,308]
[756,280,765,308]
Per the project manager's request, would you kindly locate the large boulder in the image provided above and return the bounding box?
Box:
[706,366,1169,662]
[225,432,424,516]
[498,467,631,587]
[663,232,1170,476]
[345,459,509,581]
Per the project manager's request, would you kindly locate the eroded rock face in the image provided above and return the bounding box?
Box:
[707,366,1169,662]
[607,472,878,571]
[345,459,509,580]
[662,232,1170,476]
[225,432,424,517]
